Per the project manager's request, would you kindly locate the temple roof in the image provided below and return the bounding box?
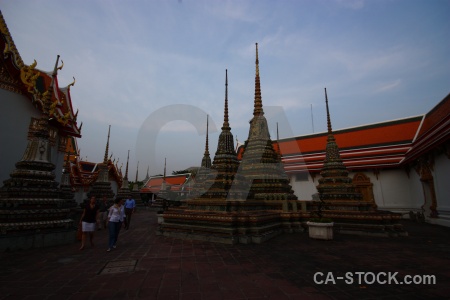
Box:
[279,116,423,172]
[236,92,449,172]
[69,158,123,188]
[0,11,81,138]
[405,93,450,162]
[140,174,191,193]
[267,93,449,172]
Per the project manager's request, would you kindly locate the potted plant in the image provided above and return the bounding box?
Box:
[307,195,334,240]
[156,210,164,224]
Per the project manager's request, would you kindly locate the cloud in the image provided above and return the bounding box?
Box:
[375,79,402,93]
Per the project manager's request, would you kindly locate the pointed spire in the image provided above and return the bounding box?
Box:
[223,69,230,130]
[146,165,149,179]
[325,88,332,134]
[124,150,130,180]
[163,158,166,179]
[253,43,264,116]
[103,125,111,164]
[206,115,210,156]
[52,55,60,77]
[276,122,279,140]
[42,55,60,114]
[135,160,139,182]
[162,158,167,190]
[201,115,212,168]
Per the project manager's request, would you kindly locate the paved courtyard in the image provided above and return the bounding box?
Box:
[1,209,449,299]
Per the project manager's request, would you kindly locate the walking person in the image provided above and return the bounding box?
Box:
[79,196,99,250]
[124,194,136,230]
[106,198,125,252]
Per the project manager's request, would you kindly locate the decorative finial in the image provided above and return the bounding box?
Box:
[325,88,332,134]
[205,115,209,155]
[253,43,263,116]
[255,43,259,77]
[103,125,111,163]
[135,161,139,182]
[276,122,279,140]
[223,69,230,130]
[163,158,167,179]
[125,150,130,180]
[52,55,60,76]
[43,55,60,115]
[57,59,64,71]
[68,77,76,88]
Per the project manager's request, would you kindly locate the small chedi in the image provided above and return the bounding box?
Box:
[85,125,115,203]
[130,161,142,204]
[308,88,406,236]
[159,44,301,244]
[116,150,131,200]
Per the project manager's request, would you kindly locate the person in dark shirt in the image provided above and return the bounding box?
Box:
[79,196,99,250]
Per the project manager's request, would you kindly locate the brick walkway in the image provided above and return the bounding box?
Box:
[1,209,449,299]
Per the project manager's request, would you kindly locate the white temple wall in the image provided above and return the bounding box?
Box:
[0,90,39,184]
[0,89,66,186]
[406,167,424,211]
[288,168,425,216]
[289,174,317,200]
[371,169,419,214]
[430,150,450,226]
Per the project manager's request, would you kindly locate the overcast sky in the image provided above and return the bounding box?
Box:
[2,0,449,179]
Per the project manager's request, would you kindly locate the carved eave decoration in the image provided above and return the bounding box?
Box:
[1,12,82,138]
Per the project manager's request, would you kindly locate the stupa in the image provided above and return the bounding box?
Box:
[0,57,76,250]
[159,47,301,243]
[237,44,297,203]
[189,115,213,198]
[86,125,115,203]
[308,88,406,236]
[116,150,131,200]
[59,151,77,212]
[131,161,142,204]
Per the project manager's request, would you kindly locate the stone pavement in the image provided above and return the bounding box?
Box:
[1,209,449,300]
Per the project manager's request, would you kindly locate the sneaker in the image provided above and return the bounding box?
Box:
[113,245,116,249]
[106,248,111,252]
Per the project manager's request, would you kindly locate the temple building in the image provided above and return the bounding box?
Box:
[0,12,81,186]
[65,131,122,204]
[271,92,450,227]
[0,12,82,250]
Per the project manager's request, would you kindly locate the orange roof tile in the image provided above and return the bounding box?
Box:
[279,117,423,156]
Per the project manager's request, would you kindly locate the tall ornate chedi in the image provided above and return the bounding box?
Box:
[131,161,142,204]
[190,114,212,197]
[238,43,297,202]
[190,70,248,202]
[316,88,363,202]
[59,151,77,209]
[86,125,115,202]
[0,57,76,250]
[309,88,406,236]
[160,52,301,244]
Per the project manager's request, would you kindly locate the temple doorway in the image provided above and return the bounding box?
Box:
[353,172,377,208]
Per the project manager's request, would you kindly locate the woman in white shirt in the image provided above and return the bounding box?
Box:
[106,198,125,252]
